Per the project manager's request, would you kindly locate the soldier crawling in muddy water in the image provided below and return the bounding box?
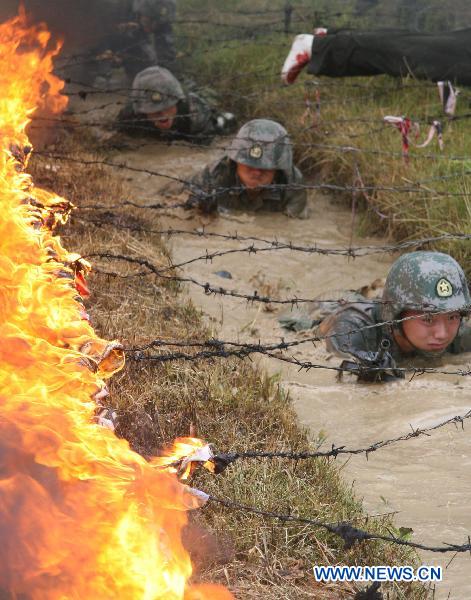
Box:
[188,119,308,218]
[315,252,471,382]
[92,0,178,85]
[116,65,235,143]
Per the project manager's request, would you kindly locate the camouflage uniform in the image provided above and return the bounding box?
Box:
[189,119,308,218]
[91,0,177,84]
[130,0,177,73]
[319,252,471,364]
[116,66,234,143]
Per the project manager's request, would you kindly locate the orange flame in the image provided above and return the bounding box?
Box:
[0,11,231,599]
[153,438,216,480]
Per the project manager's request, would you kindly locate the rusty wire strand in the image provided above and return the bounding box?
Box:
[34,99,471,130]
[35,151,471,191]
[128,341,471,378]
[89,251,471,320]
[89,229,471,270]
[206,495,471,554]
[122,310,471,378]
[126,237,471,270]
[76,220,471,259]
[46,136,471,164]
[210,408,471,464]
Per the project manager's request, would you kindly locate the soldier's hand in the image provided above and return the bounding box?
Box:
[357,350,403,382]
[341,349,404,383]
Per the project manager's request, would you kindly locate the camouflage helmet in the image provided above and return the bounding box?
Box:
[132,0,176,23]
[381,251,470,323]
[228,119,293,172]
[131,66,184,114]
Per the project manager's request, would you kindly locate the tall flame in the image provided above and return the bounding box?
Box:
[0,11,231,600]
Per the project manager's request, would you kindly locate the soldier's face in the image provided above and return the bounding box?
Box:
[236,163,276,189]
[147,105,178,130]
[400,310,461,353]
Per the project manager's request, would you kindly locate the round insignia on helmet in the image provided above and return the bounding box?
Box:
[151,92,162,102]
[249,143,263,159]
[161,6,168,15]
[436,278,453,298]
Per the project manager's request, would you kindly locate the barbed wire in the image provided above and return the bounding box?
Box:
[129,235,471,268]
[56,32,289,69]
[127,338,471,378]
[53,8,471,563]
[30,116,471,163]
[208,408,471,466]
[34,126,471,169]
[81,200,189,211]
[55,8,471,67]
[63,62,448,99]
[33,103,468,133]
[35,152,194,188]
[36,96,408,125]
[62,60,277,91]
[78,133,471,167]
[61,73,455,100]
[55,73,471,140]
[76,221,471,258]
[206,494,471,554]
[89,251,345,302]
[174,17,286,30]
[89,252,471,319]
[171,3,471,22]
[47,65,471,119]
[50,105,469,138]
[33,151,471,199]
[127,298,471,351]
[90,252,469,315]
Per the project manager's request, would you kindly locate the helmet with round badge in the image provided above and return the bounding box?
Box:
[381,251,471,323]
[227,119,293,172]
[132,0,176,24]
[131,66,184,114]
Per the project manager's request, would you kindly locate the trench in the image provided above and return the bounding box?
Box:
[75,93,471,598]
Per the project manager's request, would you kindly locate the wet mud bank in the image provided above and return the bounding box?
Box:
[112,139,471,599]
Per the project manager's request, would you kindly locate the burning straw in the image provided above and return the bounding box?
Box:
[0,10,230,600]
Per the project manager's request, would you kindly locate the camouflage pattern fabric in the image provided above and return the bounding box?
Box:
[278,280,385,332]
[189,156,308,218]
[279,291,366,331]
[227,119,293,171]
[380,251,471,321]
[132,0,176,24]
[131,66,184,113]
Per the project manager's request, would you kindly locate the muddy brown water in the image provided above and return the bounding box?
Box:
[75,103,470,599]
